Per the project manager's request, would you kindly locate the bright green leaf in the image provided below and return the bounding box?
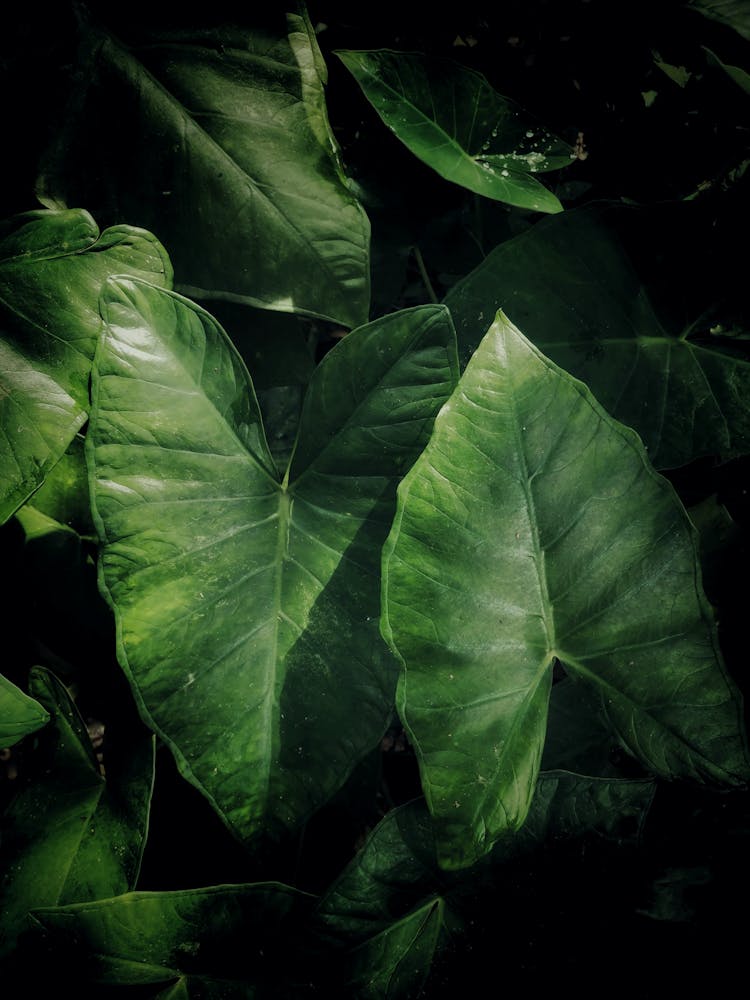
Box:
[0,208,172,524]
[39,11,370,327]
[0,667,154,957]
[336,49,572,213]
[382,312,749,868]
[445,206,750,469]
[30,883,309,994]
[704,45,750,95]
[0,673,49,748]
[88,278,458,842]
[688,0,750,40]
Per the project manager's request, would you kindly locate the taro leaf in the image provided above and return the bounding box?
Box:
[0,673,49,748]
[30,883,310,996]
[703,45,750,96]
[688,0,750,40]
[88,278,458,843]
[39,9,370,328]
[315,775,653,992]
[0,667,154,957]
[382,312,749,868]
[335,49,573,214]
[444,206,750,469]
[0,208,172,524]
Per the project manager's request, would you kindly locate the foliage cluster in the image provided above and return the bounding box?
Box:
[2,1,750,995]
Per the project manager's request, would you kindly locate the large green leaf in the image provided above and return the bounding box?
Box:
[0,667,154,957]
[88,278,458,843]
[40,9,370,328]
[29,883,310,996]
[444,206,750,469]
[382,312,749,868]
[0,208,172,523]
[0,673,49,748]
[336,49,572,214]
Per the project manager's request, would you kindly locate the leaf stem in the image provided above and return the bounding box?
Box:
[412,245,438,304]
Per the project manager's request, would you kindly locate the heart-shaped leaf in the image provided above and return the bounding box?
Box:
[445,206,750,469]
[40,10,370,327]
[382,312,749,868]
[336,49,573,213]
[0,208,172,523]
[0,667,154,957]
[88,278,458,843]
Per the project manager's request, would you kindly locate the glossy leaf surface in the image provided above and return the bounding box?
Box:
[0,668,154,956]
[0,209,172,523]
[382,313,749,867]
[40,11,370,327]
[0,674,49,747]
[88,279,457,842]
[336,49,572,213]
[445,206,750,468]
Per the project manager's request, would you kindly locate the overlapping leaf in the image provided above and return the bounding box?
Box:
[0,208,172,523]
[40,8,370,327]
[0,668,154,957]
[30,883,310,997]
[315,774,653,994]
[336,49,572,213]
[445,206,750,468]
[382,312,749,868]
[88,278,458,842]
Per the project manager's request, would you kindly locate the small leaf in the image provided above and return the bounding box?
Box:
[0,673,49,747]
[382,312,749,868]
[445,205,750,469]
[0,208,172,523]
[88,279,458,842]
[0,668,154,957]
[336,49,572,213]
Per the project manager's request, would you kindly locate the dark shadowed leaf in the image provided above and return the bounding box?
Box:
[0,667,154,957]
[382,312,749,867]
[0,208,172,523]
[703,45,750,95]
[88,278,458,843]
[336,49,572,213]
[444,206,750,469]
[30,883,311,997]
[315,774,652,992]
[688,0,750,39]
[39,9,370,327]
